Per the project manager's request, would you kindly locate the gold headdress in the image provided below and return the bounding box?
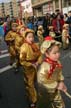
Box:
[24,29,35,38]
[40,36,61,54]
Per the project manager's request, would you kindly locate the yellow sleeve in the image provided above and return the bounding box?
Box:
[58,70,64,81]
[62,30,68,37]
[15,35,24,53]
[58,61,64,81]
[35,43,43,65]
[5,31,15,42]
[5,32,11,41]
[36,55,43,65]
[20,44,32,67]
[37,31,42,37]
[15,37,20,52]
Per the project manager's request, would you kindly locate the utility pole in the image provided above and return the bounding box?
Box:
[19,0,22,19]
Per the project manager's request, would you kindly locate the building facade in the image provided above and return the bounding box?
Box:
[0,1,20,18]
[21,0,33,18]
[31,0,71,16]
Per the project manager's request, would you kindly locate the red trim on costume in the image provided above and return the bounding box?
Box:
[44,57,62,78]
[44,36,54,41]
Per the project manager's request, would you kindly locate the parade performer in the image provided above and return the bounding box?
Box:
[37,25,44,46]
[37,36,67,108]
[62,24,69,49]
[20,29,42,108]
[14,25,27,71]
[5,23,18,65]
[15,25,27,53]
[49,26,56,38]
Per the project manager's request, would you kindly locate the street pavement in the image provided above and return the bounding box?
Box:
[0,39,28,108]
[0,38,71,108]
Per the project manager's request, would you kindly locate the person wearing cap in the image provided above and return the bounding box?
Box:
[19,29,42,108]
[37,36,67,108]
[37,25,44,46]
[49,26,56,38]
[5,22,18,65]
[62,23,69,49]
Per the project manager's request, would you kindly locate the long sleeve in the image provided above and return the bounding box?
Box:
[20,44,32,67]
[58,70,64,81]
[15,36,23,53]
[5,31,12,41]
[5,31,16,42]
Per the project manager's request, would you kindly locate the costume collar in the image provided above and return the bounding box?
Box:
[44,57,62,78]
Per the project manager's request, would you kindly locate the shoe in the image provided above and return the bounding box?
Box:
[14,67,19,74]
[29,103,37,108]
[10,62,13,66]
[15,67,19,71]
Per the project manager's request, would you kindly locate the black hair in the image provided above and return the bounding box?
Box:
[64,13,68,17]
[68,11,71,13]
[25,31,34,38]
[46,43,60,54]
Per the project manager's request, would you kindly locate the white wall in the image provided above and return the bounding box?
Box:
[63,7,71,14]
[21,0,33,14]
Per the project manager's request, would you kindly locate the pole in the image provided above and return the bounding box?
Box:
[19,0,22,19]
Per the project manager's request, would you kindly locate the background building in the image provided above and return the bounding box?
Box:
[0,0,20,18]
[31,0,53,16]
[0,0,33,18]
[0,0,71,18]
[21,0,33,18]
[62,0,71,13]
[31,0,71,17]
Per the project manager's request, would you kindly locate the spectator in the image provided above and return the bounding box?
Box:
[27,17,34,30]
[66,11,71,40]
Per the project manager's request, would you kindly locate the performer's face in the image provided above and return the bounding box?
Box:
[20,28,25,35]
[12,26,17,32]
[25,32,34,44]
[46,45,60,61]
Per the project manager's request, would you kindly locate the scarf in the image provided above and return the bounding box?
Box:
[24,40,39,52]
[44,57,62,78]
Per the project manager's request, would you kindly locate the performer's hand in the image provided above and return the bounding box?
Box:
[57,82,67,92]
[32,62,38,69]
[32,64,37,69]
[58,30,61,34]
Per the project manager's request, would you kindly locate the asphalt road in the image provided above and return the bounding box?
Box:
[0,38,71,108]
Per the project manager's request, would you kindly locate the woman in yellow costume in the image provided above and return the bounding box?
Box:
[20,29,42,108]
[62,24,69,49]
[5,22,18,65]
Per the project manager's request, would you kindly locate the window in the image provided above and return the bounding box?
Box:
[63,0,71,7]
[63,0,67,7]
[68,0,71,6]
[55,0,59,9]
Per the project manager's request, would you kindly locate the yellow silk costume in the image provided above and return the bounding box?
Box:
[62,29,69,49]
[37,30,44,46]
[20,42,42,104]
[49,31,56,38]
[15,34,24,54]
[5,31,17,64]
[15,33,24,67]
[37,61,65,108]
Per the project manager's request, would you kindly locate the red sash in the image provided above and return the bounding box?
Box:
[44,57,62,78]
